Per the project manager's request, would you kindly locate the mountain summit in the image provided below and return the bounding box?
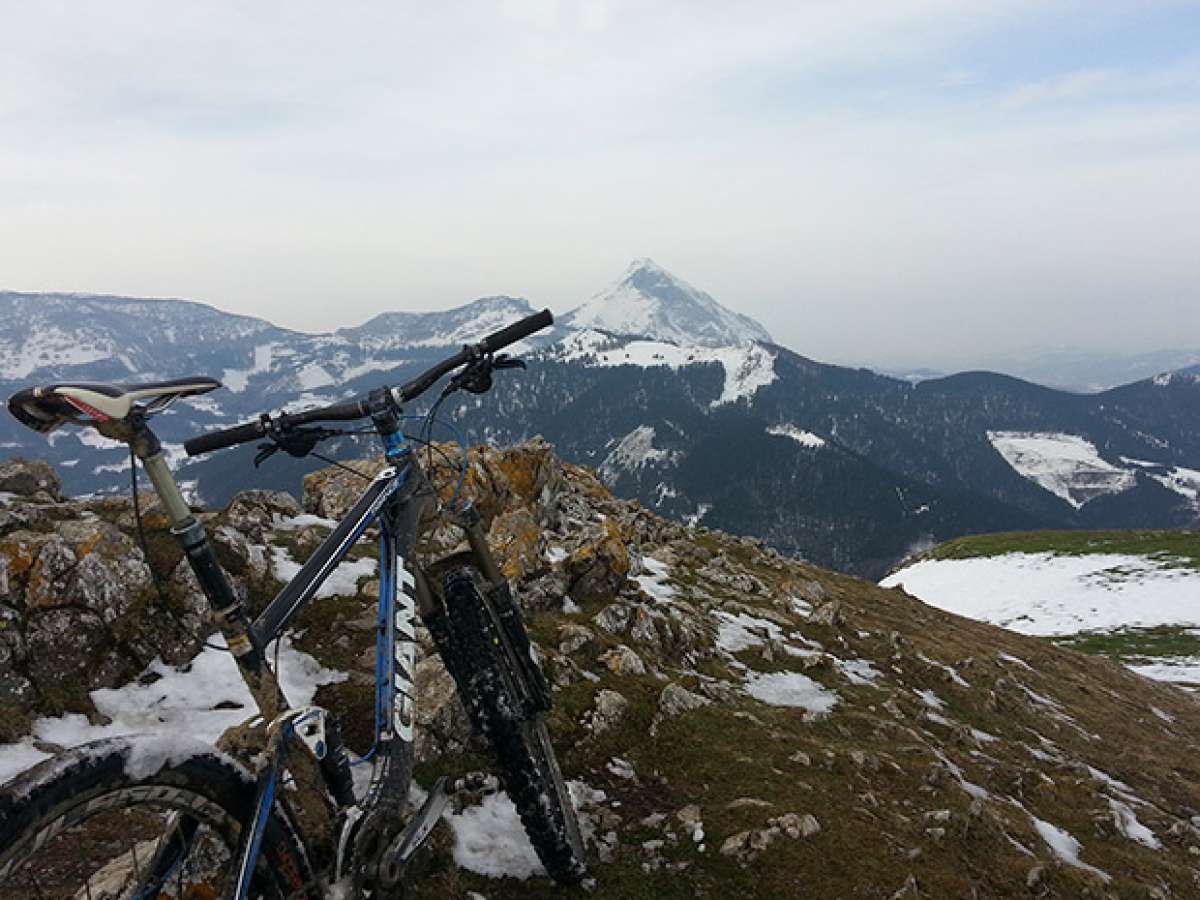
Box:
[562,258,772,347]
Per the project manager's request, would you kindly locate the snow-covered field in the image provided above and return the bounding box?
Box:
[882,552,1200,684]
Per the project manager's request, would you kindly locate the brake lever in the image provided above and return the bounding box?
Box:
[252,426,331,467]
[493,354,526,371]
[447,353,527,396]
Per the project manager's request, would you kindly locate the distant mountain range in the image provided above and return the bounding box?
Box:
[877,348,1200,394]
[1,260,1197,578]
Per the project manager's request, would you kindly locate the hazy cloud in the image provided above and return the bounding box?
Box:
[0,0,1197,366]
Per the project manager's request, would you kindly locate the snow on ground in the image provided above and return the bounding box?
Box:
[271,546,378,598]
[1149,465,1200,504]
[634,556,676,602]
[1029,815,1111,882]
[446,789,544,879]
[714,611,785,653]
[0,327,114,379]
[274,512,339,530]
[1108,798,1162,849]
[884,552,1200,684]
[766,424,826,448]
[0,636,345,784]
[915,689,946,709]
[446,780,603,880]
[296,362,335,390]
[744,671,839,715]
[1126,659,1200,684]
[556,329,776,406]
[987,432,1135,508]
[221,342,278,393]
[834,658,883,686]
[598,426,678,482]
[882,553,1200,636]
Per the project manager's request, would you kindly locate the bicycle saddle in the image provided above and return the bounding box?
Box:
[8,377,222,433]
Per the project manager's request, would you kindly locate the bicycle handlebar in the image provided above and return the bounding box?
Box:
[184,308,554,457]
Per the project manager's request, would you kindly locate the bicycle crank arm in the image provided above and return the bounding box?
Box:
[376,776,451,890]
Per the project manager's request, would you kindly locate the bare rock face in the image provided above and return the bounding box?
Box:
[0,466,301,735]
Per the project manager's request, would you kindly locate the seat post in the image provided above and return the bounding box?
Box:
[124,417,289,718]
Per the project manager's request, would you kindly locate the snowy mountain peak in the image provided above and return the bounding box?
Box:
[562,259,772,348]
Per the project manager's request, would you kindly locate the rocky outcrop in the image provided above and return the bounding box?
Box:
[0,460,287,738]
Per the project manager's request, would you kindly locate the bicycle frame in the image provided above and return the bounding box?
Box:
[129,418,488,897]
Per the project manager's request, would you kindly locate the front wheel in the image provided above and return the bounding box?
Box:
[441,567,588,884]
[0,735,313,898]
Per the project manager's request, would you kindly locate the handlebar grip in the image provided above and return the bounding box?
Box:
[184,419,266,457]
[285,398,368,426]
[479,308,554,354]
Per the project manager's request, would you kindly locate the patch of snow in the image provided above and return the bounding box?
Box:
[0,636,344,785]
[446,780,599,880]
[1029,816,1111,882]
[834,658,884,686]
[714,611,784,653]
[598,426,678,483]
[918,652,970,687]
[297,362,335,390]
[683,503,711,528]
[0,327,114,379]
[882,553,1200,636]
[338,357,409,382]
[997,652,1033,670]
[75,428,123,450]
[1108,799,1161,849]
[987,431,1135,508]
[94,457,132,475]
[1150,706,1175,723]
[271,546,378,599]
[556,330,776,406]
[274,513,339,530]
[221,343,277,393]
[1127,658,1200,685]
[743,671,838,714]
[634,556,676,602]
[915,689,946,709]
[1150,465,1200,504]
[767,424,825,448]
[446,789,544,879]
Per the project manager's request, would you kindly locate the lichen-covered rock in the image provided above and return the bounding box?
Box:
[0,458,63,501]
[221,490,302,544]
[585,688,630,737]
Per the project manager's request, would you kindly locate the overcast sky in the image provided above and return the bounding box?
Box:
[1,1,1197,366]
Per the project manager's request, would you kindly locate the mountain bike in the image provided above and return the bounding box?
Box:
[0,309,587,897]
